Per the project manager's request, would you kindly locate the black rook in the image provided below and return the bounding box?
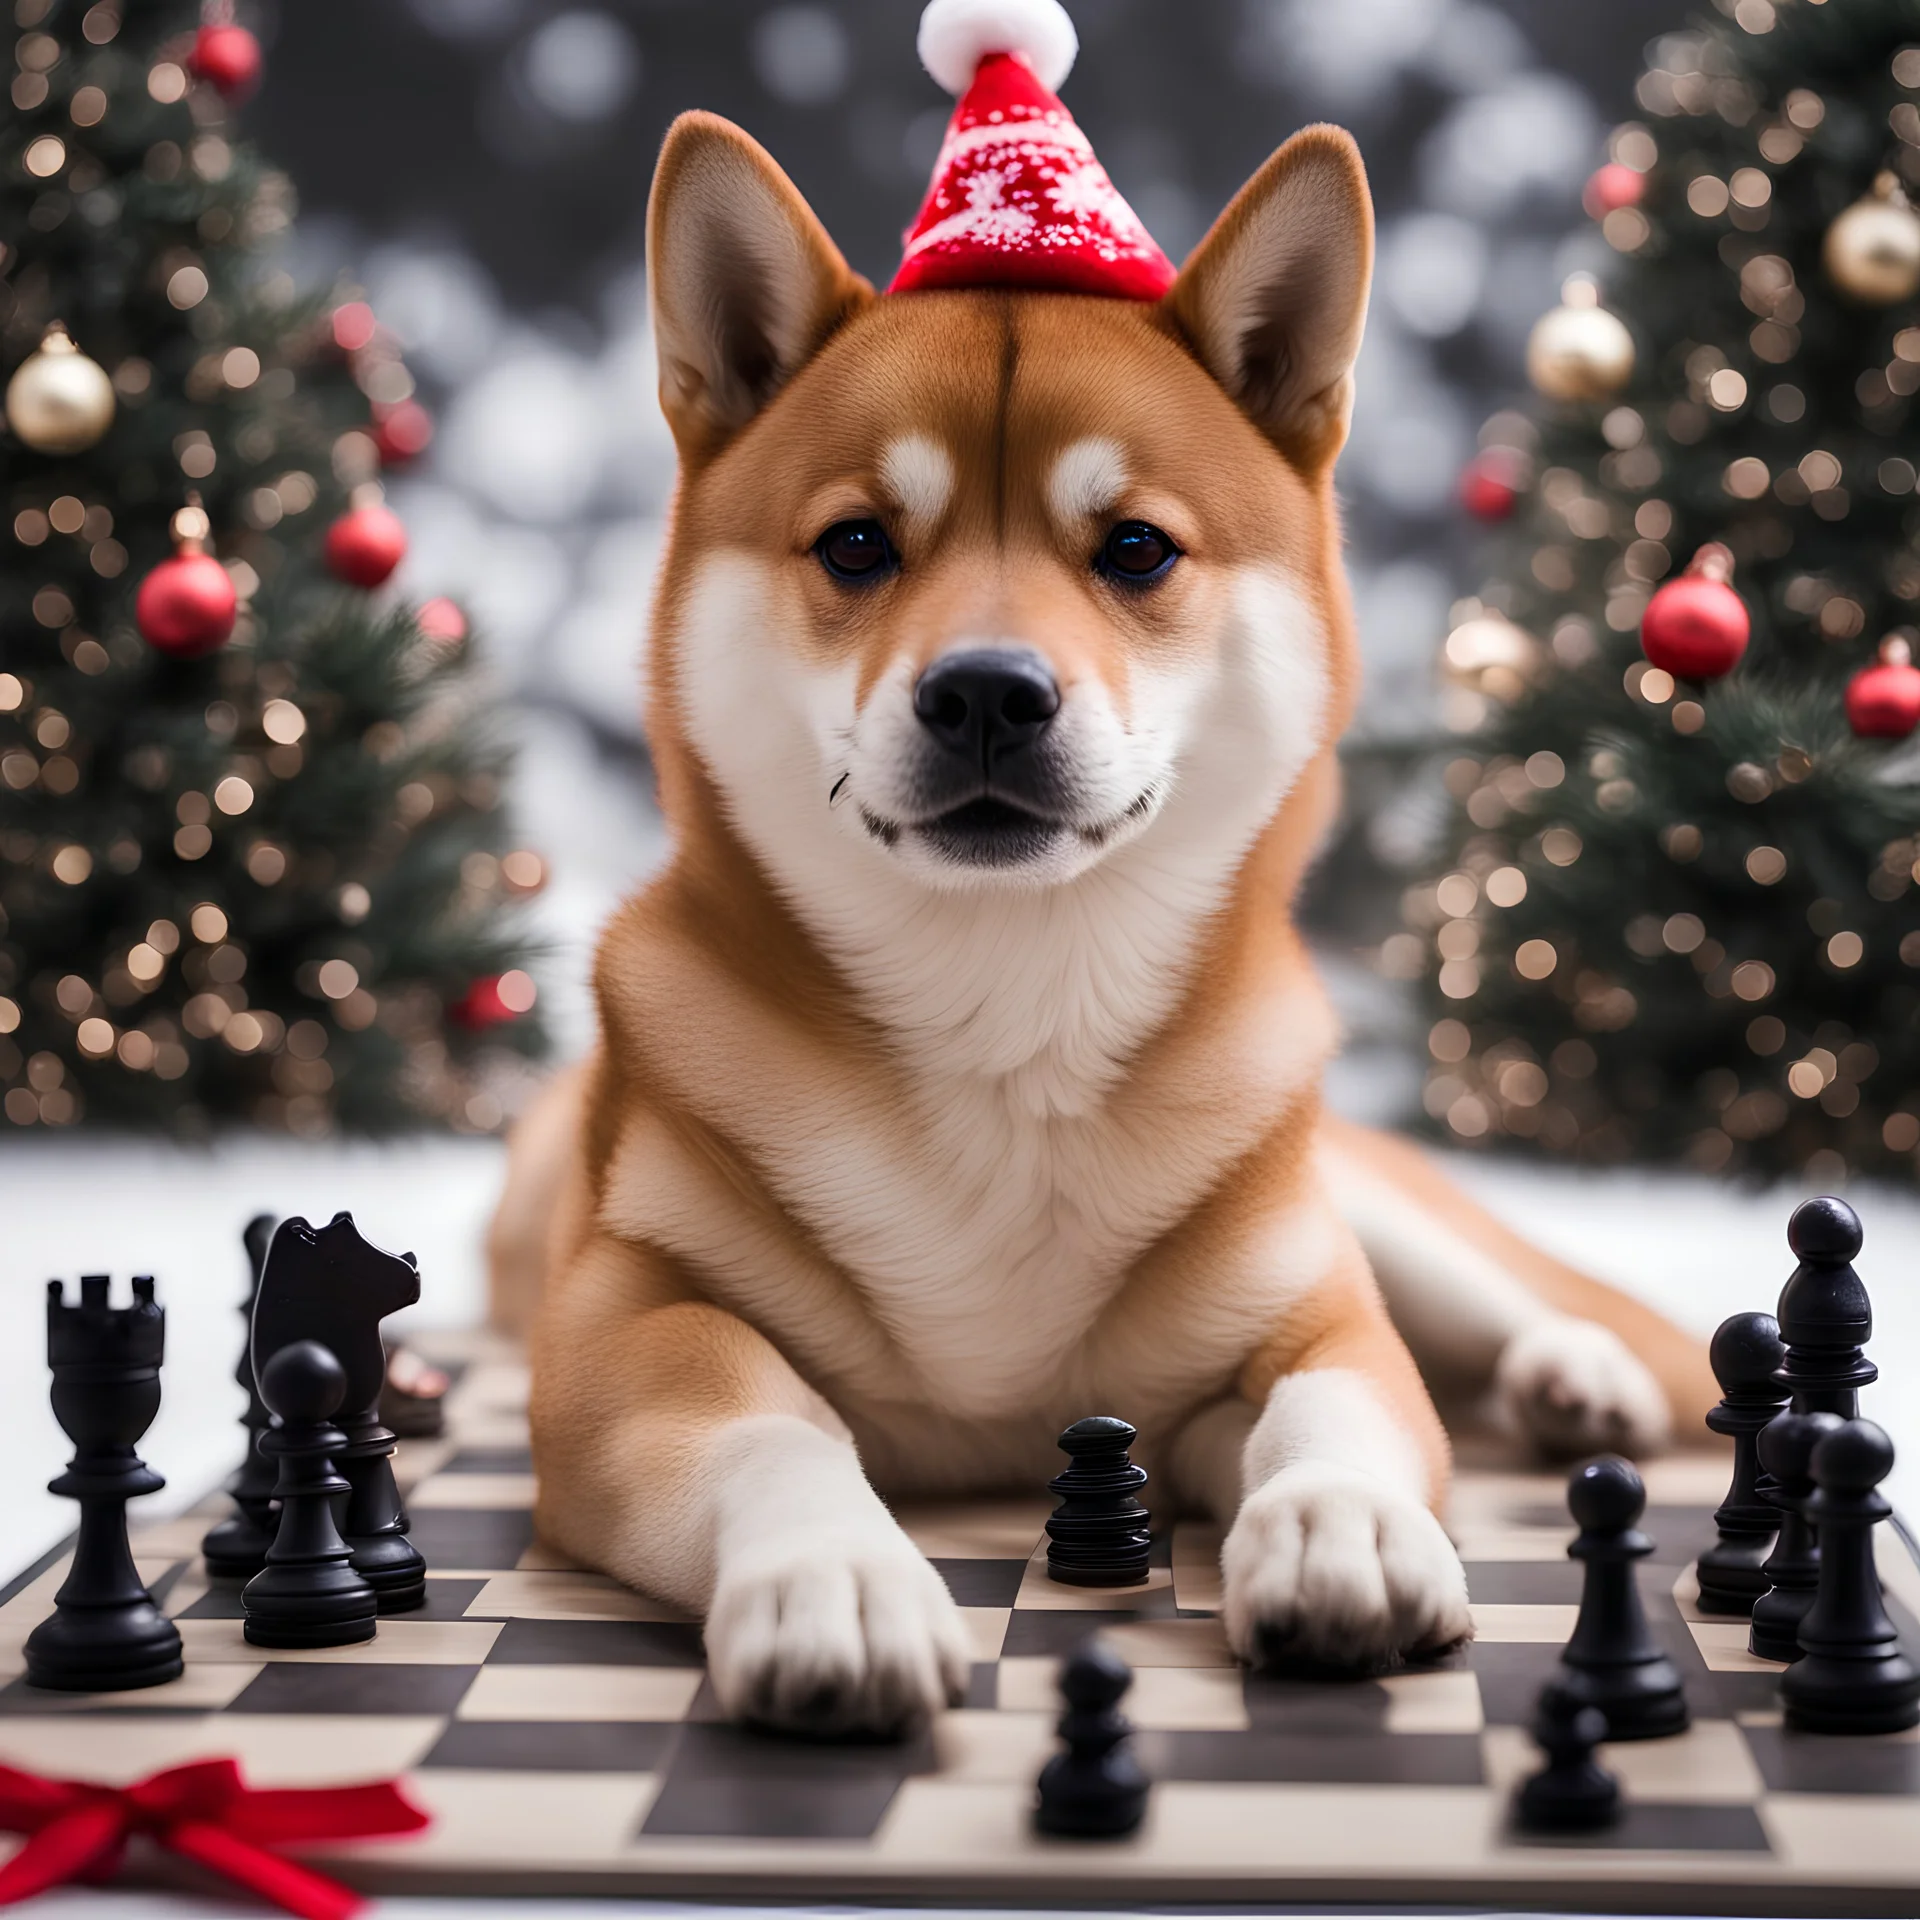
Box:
[24,1276,185,1693]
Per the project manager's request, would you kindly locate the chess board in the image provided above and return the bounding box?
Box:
[6,1338,1920,1914]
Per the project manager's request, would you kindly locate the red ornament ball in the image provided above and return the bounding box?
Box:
[451,969,538,1031]
[325,504,407,588]
[189,23,262,97]
[330,302,378,354]
[416,596,468,645]
[1583,163,1645,219]
[1641,545,1749,680]
[1459,446,1528,521]
[371,399,434,467]
[1846,639,1920,739]
[136,551,237,657]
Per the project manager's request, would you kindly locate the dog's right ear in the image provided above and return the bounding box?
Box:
[648,112,873,465]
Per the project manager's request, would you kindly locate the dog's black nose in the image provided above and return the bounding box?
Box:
[913,648,1060,767]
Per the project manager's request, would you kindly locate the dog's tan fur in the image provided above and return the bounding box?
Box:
[501,112,1713,1734]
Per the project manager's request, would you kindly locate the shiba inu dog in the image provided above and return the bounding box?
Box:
[493,0,1712,1737]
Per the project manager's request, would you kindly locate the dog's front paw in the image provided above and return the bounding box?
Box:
[1494,1318,1671,1459]
[706,1522,969,1736]
[1221,1464,1471,1674]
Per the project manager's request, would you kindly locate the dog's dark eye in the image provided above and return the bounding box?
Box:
[816,519,896,582]
[1097,521,1180,584]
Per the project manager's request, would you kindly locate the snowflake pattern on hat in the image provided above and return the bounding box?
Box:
[890,48,1176,300]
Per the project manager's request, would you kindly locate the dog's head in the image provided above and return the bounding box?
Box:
[644,113,1372,902]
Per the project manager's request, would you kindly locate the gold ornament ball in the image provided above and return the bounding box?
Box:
[1526,278,1635,402]
[5,325,116,455]
[1824,180,1920,305]
[1443,612,1538,703]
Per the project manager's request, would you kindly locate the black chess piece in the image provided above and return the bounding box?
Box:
[1781,1420,1920,1734]
[1553,1455,1689,1740]
[242,1341,379,1649]
[1749,1410,1842,1663]
[23,1277,185,1693]
[1046,1416,1151,1587]
[1776,1197,1875,1418]
[253,1214,426,1613]
[1695,1312,1789,1616]
[1034,1638,1150,1838]
[1515,1683,1620,1834]
[202,1215,280,1580]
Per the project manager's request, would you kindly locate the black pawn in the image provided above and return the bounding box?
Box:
[1781,1420,1920,1734]
[1034,1638,1150,1838]
[202,1215,279,1580]
[1777,1197,1875,1418]
[242,1342,378,1649]
[1515,1684,1620,1834]
[1696,1312,1789,1616]
[1749,1411,1842,1663]
[24,1278,185,1693]
[1046,1417,1151,1587]
[1554,1455,1688,1740]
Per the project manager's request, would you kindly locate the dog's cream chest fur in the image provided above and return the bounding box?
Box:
[603,917,1340,1461]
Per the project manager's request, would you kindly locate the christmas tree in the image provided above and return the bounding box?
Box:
[1405,0,1920,1186]
[1,0,543,1137]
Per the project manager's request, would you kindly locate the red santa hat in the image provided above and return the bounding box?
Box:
[889,0,1176,301]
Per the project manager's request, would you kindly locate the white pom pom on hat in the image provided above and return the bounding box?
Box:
[916,0,1079,96]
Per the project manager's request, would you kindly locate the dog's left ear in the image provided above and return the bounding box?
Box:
[648,111,874,465]
[1165,126,1373,474]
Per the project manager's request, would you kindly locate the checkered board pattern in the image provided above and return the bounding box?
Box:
[7,1342,1920,1912]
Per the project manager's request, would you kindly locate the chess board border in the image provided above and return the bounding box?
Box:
[317,1858,1920,1916]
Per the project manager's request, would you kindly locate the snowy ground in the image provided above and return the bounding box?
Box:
[6,1123,1920,1583]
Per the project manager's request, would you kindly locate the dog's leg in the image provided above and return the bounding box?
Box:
[1171,1227,1473,1673]
[1317,1116,1701,1456]
[531,1234,968,1734]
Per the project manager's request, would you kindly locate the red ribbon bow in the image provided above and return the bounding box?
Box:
[0,1758,428,1920]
